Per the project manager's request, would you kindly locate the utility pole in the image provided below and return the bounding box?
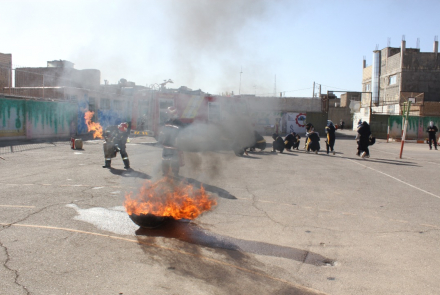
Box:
[399,99,412,159]
[313,81,315,97]
[274,75,276,97]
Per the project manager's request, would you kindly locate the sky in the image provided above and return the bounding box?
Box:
[1,0,440,97]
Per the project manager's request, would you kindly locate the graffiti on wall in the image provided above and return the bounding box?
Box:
[0,98,76,138]
[389,115,440,140]
[0,98,26,136]
[26,100,77,138]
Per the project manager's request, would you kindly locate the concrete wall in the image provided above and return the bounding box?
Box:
[422,101,440,116]
[379,52,401,105]
[0,98,25,137]
[328,107,352,129]
[15,67,101,90]
[0,97,77,139]
[401,51,440,101]
[389,115,440,140]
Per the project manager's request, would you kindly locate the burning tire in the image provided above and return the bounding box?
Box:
[128,213,168,228]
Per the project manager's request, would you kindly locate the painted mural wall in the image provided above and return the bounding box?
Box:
[0,98,26,137]
[25,100,77,139]
[0,97,77,139]
[389,115,440,140]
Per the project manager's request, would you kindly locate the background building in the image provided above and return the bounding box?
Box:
[15,60,101,90]
[361,38,440,116]
[0,53,12,92]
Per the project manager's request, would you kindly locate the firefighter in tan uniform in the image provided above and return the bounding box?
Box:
[102,122,131,169]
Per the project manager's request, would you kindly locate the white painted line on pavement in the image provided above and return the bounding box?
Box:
[0,205,35,208]
[346,158,440,200]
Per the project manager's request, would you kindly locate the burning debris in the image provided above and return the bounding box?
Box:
[84,111,103,139]
[124,177,217,227]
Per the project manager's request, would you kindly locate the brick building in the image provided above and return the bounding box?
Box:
[0,52,12,92]
[15,60,101,90]
[361,38,440,116]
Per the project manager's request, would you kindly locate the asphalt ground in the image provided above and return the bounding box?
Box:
[0,131,439,295]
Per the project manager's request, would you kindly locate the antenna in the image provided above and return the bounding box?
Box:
[387,37,391,47]
[402,35,405,41]
[375,44,379,50]
[416,38,420,49]
[239,67,243,95]
[274,75,276,97]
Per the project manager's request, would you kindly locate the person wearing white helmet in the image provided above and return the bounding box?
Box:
[427,121,438,150]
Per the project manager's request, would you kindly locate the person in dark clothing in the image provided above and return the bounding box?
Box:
[339,119,345,130]
[271,133,285,153]
[306,130,320,154]
[159,107,185,175]
[102,122,131,169]
[325,120,336,155]
[356,121,371,158]
[427,121,438,150]
[248,130,267,152]
[284,131,301,151]
[303,122,314,149]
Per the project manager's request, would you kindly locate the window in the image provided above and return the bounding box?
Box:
[89,97,96,112]
[365,84,371,91]
[389,75,397,85]
[101,98,110,110]
[113,100,122,110]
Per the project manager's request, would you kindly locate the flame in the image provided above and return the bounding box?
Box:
[84,111,103,139]
[124,177,217,220]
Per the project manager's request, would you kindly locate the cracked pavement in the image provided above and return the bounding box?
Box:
[0,133,439,294]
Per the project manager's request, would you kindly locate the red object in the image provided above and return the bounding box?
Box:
[118,122,128,132]
[70,137,75,149]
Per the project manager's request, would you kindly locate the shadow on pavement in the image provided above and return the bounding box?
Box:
[135,220,334,266]
[179,176,237,200]
[109,168,152,179]
[340,156,419,166]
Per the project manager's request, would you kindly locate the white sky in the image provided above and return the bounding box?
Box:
[1,0,439,97]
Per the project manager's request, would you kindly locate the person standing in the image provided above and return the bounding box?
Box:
[102,122,131,169]
[356,121,371,158]
[339,119,345,130]
[325,120,336,155]
[427,121,438,150]
[303,122,314,149]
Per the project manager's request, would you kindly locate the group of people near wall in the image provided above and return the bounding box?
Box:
[271,120,337,155]
[99,112,439,171]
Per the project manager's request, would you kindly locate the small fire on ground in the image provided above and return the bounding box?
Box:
[124,177,217,220]
[84,111,103,139]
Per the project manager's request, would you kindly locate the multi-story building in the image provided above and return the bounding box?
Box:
[361,38,440,116]
[15,60,101,90]
[0,52,12,92]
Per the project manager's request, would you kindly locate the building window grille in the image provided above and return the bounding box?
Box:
[389,75,397,85]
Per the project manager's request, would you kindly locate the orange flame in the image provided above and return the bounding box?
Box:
[124,177,217,220]
[84,111,103,139]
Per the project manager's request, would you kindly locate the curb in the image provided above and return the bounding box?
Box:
[389,138,430,144]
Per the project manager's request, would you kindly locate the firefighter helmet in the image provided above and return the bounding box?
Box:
[118,122,128,132]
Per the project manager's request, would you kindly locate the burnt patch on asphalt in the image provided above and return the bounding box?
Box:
[135,219,333,266]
